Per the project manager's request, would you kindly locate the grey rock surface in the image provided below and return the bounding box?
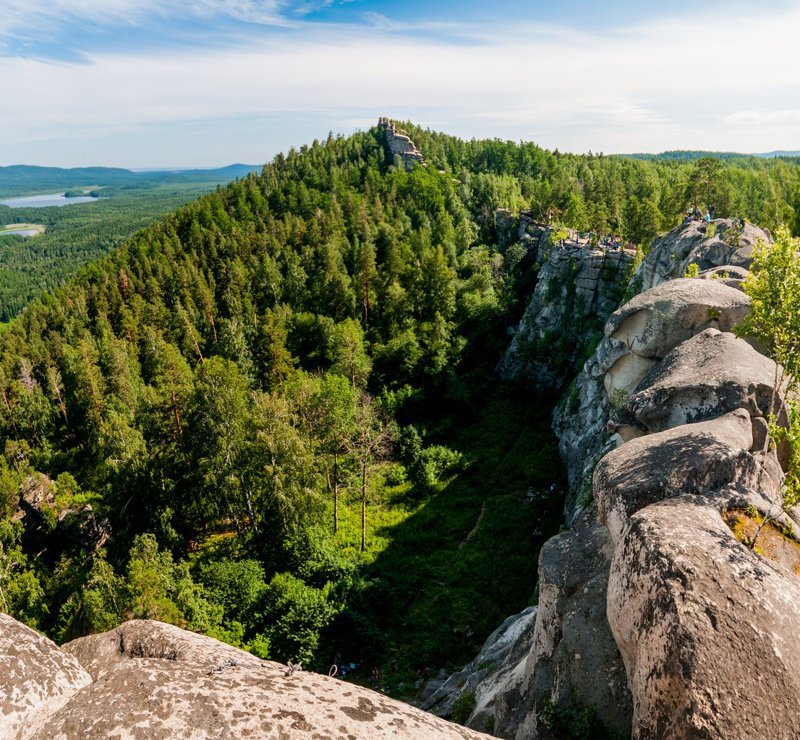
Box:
[593,409,773,542]
[607,491,800,739]
[1,617,488,740]
[499,507,632,740]
[0,612,92,740]
[610,329,784,440]
[500,243,634,390]
[636,219,770,292]
[605,278,751,361]
[422,606,539,733]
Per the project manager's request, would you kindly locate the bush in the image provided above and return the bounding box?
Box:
[451,690,476,725]
[259,572,339,665]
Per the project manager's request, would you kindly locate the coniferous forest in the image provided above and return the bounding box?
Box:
[2,122,800,696]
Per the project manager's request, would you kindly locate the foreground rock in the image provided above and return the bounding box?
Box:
[608,490,800,739]
[0,613,91,739]
[1,617,487,740]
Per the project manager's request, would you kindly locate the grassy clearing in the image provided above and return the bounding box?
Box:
[326,387,566,698]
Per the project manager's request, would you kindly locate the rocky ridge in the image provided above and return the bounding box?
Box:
[429,218,797,738]
[0,617,489,739]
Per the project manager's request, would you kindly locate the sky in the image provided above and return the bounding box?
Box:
[1,0,799,168]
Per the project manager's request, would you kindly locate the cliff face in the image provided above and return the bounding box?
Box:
[0,617,490,740]
[429,219,796,738]
[498,226,635,392]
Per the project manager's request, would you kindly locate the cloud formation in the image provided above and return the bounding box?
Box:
[1,3,798,166]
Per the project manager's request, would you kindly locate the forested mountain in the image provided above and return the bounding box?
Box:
[1,122,799,695]
[0,164,260,198]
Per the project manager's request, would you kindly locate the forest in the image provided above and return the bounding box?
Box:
[0,167,259,321]
[1,121,799,697]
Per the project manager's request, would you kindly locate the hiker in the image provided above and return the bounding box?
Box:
[709,204,716,219]
[739,216,746,229]
[704,211,710,223]
[682,213,692,225]
[694,207,702,220]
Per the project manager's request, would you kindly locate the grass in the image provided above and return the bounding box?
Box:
[326,386,566,699]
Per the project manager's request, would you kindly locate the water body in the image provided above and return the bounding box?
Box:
[1,228,40,238]
[0,192,100,208]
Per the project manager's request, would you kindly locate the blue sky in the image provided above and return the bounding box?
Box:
[1,0,799,167]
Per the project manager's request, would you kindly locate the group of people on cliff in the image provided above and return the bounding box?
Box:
[683,204,717,225]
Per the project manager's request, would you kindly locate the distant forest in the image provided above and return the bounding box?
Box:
[0,166,260,320]
[0,122,799,695]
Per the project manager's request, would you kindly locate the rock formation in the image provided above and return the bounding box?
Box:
[432,218,795,738]
[378,118,424,170]
[499,230,636,391]
[1,617,490,739]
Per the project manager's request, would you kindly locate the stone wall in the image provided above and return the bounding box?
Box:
[499,232,635,393]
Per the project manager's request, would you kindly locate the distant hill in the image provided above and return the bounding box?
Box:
[620,150,800,162]
[0,164,261,197]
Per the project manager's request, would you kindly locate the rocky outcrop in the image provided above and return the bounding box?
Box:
[497,508,631,739]
[608,489,800,739]
[378,118,424,170]
[422,606,539,732]
[635,218,769,292]
[499,242,635,391]
[0,617,488,739]
[445,218,789,738]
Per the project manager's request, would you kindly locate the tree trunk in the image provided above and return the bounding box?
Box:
[333,452,339,535]
[360,459,367,553]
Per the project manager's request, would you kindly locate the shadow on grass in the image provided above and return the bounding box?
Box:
[323,383,567,699]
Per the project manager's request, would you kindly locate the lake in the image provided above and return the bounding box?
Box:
[1,228,40,238]
[0,192,100,208]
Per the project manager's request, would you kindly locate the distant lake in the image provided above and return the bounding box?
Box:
[0,192,100,208]
[1,228,40,238]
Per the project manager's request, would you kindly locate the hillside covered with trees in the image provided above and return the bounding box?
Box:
[1,122,799,695]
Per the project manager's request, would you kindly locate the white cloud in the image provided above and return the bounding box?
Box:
[1,5,799,165]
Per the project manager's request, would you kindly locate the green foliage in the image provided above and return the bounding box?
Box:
[738,228,800,537]
[0,519,46,627]
[540,696,622,739]
[451,690,477,725]
[259,572,339,665]
[684,263,700,278]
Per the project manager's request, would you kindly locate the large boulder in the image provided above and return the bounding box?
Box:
[605,278,750,360]
[610,329,784,440]
[636,219,770,292]
[593,410,776,542]
[0,617,488,740]
[607,490,800,739]
[0,612,92,739]
[603,279,751,398]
